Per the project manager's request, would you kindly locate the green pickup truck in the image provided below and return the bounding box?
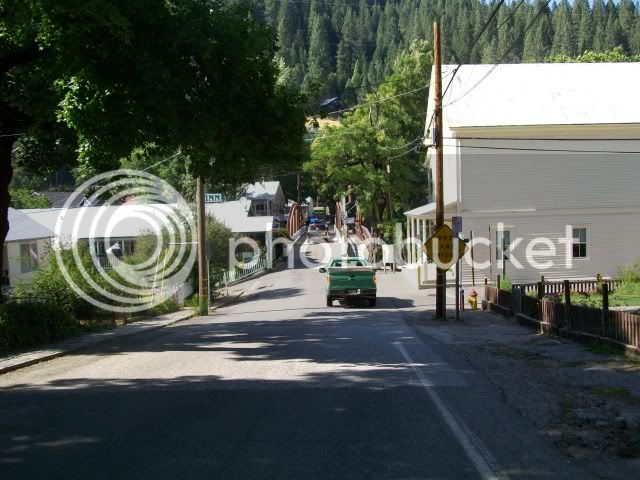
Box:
[319,257,377,307]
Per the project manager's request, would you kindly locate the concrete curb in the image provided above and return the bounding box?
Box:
[0,308,196,375]
[210,291,245,312]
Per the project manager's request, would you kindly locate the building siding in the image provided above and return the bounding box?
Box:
[458,210,640,284]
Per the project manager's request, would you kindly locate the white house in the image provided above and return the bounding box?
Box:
[245,181,286,219]
[406,62,640,286]
[2,208,53,288]
[22,204,178,267]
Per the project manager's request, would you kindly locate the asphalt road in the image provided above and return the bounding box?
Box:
[0,238,598,479]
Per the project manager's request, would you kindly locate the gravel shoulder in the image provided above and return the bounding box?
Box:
[408,309,640,477]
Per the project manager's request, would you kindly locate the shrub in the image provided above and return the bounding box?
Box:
[12,244,112,319]
[499,275,512,292]
[148,298,180,315]
[0,301,82,353]
[619,259,640,284]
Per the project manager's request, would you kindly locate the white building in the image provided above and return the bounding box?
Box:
[3,208,53,288]
[22,204,178,267]
[245,181,286,219]
[406,62,640,286]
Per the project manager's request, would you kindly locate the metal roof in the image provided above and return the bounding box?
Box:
[205,201,273,234]
[21,204,182,242]
[245,181,281,201]
[7,208,54,242]
[434,62,640,128]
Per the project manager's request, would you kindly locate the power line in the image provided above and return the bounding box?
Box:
[141,150,183,171]
[339,68,454,94]
[445,136,640,142]
[443,144,640,154]
[380,136,423,150]
[386,145,420,160]
[444,0,553,107]
[496,0,526,31]
[439,0,506,107]
[0,132,26,138]
[324,83,430,116]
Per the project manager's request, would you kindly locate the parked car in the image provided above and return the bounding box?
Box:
[319,257,377,307]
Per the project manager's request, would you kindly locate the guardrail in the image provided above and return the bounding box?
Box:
[210,253,268,295]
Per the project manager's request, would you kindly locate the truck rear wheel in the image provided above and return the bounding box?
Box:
[326,296,333,307]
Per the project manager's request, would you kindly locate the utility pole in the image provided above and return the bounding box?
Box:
[385,160,392,222]
[296,171,301,206]
[433,22,446,320]
[196,176,208,315]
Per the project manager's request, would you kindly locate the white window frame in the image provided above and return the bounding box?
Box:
[20,242,39,273]
[571,225,589,260]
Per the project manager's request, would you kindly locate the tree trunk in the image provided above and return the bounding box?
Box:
[0,106,18,300]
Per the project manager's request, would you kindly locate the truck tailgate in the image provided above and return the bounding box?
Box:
[328,268,376,290]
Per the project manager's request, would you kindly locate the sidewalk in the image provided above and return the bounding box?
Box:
[0,308,195,375]
[406,307,640,473]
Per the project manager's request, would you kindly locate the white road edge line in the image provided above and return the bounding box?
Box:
[393,341,507,480]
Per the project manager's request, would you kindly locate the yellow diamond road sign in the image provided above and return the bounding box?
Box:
[423,224,468,269]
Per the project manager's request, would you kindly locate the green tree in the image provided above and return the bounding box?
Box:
[306,40,431,223]
[1,0,306,276]
[9,188,51,209]
[305,13,334,98]
[573,0,594,54]
[551,0,577,57]
[546,46,640,63]
[523,0,553,61]
[336,9,358,88]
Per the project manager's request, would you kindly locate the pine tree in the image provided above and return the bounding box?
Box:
[523,0,553,61]
[573,0,593,54]
[603,1,624,51]
[619,0,638,53]
[336,9,358,88]
[592,0,607,51]
[305,13,334,96]
[551,0,576,57]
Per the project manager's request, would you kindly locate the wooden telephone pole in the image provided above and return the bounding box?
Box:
[433,22,446,320]
[196,176,208,315]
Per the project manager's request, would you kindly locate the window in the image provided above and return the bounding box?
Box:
[20,242,39,273]
[496,230,511,264]
[122,240,135,256]
[572,227,587,258]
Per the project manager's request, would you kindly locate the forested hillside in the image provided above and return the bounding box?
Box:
[243,0,640,103]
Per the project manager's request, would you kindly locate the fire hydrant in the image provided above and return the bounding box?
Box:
[468,289,479,310]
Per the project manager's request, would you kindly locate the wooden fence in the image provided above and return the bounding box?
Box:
[484,276,640,350]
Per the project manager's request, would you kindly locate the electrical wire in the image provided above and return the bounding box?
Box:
[442,144,640,154]
[439,0,506,104]
[386,145,419,160]
[380,136,423,150]
[445,136,640,142]
[141,150,183,171]
[324,83,430,116]
[496,0,526,31]
[0,132,25,138]
[444,0,553,107]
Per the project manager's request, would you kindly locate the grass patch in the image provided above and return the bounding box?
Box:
[586,341,625,356]
[590,386,632,398]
